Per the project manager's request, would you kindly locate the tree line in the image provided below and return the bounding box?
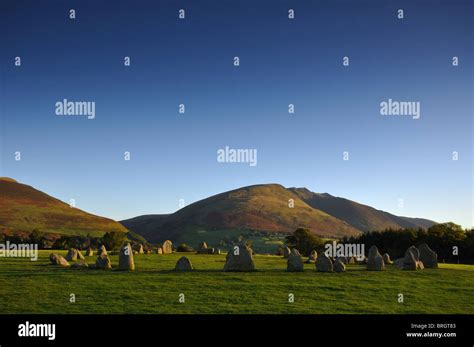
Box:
[0,231,134,251]
[285,223,474,264]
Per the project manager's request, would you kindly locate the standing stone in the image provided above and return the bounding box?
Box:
[65,248,78,261]
[119,243,135,271]
[348,256,356,264]
[137,244,144,254]
[77,250,85,260]
[85,247,94,256]
[406,246,420,261]
[282,246,291,258]
[337,257,348,265]
[315,253,333,272]
[214,248,221,255]
[197,242,208,254]
[334,258,346,272]
[418,243,438,268]
[49,253,70,267]
[383,253,393,265]
[96,254,112,269]
[162,240,173,254]
[367,245,385,271]
[306,250,317,263]
[97,245,107,256]
[224,243,255,272]
[287,249,304,272]
[156,247,163,255]
[402,247,424,270]
[175,256,194,271]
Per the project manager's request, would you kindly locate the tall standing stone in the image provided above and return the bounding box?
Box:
[97,245,107,256]
[156,247,163,255]
[315,253,333,272]
[406,246,420,261]
[96,254,112,269]
[367,245,385,271]
[418,243,438,268]
[162,240,173,254]
[334,258,346,272]
[85,247,94,256]
[119,243,135,271]
[223,243,255,272]
[137,244,144,254]
[402,247,424,270]
[287,249,304,272]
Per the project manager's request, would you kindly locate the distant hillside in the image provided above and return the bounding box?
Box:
[0,178,128,237]
[288,187,436,232]
[121,184,361,243]
[120,214,170,239]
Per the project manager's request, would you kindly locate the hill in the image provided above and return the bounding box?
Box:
[288,187,436,232]
[121,184,361,243]
[0,178,128,237]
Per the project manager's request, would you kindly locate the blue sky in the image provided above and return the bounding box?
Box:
[1,0,472,228]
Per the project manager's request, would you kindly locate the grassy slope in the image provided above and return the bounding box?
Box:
[172,228,287,253]
[0,251,472,314]
[0,179,127,237]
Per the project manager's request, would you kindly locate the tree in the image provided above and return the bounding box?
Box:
[341,222,473,264]
[101,232,126,250]
[285,228,324,256]
[29,229,45,248]
[423,223,466,263]
[52,235,73,250]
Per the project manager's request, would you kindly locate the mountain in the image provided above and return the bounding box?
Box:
[122,184,437,245]
[121,184,361,243]
[0,177,128,237]
[1,177,436,247]
[288,187,436,232]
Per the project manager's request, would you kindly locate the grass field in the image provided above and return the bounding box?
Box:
[177,228,287,253]
[0,250,472,314]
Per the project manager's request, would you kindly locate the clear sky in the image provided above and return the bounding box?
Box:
[1,0,472,228]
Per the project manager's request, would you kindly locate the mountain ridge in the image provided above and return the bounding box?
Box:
[288,187,437,232]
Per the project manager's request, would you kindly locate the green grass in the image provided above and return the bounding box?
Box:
[178,228,286,253]
[0,251,472,314]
